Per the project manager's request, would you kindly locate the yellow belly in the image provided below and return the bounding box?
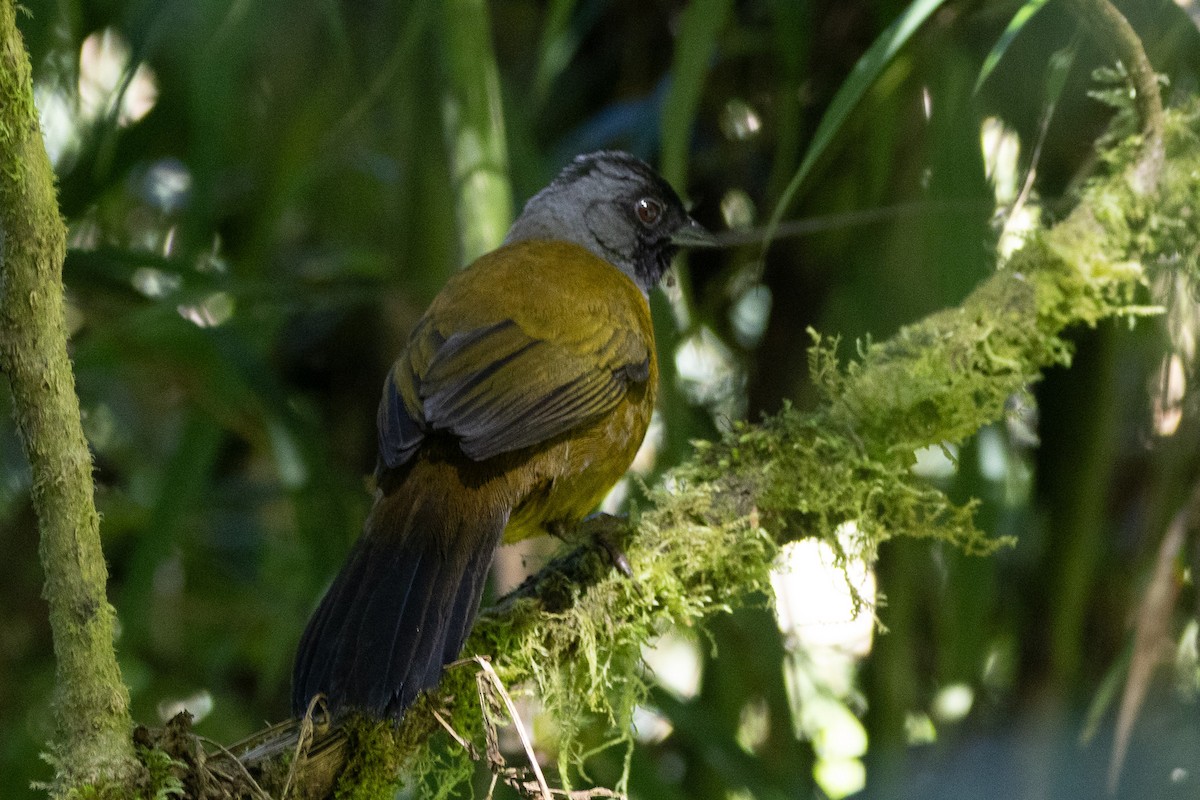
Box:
[502,374,654,542]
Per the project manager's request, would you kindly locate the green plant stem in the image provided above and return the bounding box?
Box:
[1044,327,1119,686]
[439,0,512,262]
[0,1,140,794]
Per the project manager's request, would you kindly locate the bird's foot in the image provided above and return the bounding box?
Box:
[559,513,634,578]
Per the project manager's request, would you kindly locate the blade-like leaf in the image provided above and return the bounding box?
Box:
[762,0,950,253]
[660,0,734,187]
[976,0,1053,94]
[532,0,581,104]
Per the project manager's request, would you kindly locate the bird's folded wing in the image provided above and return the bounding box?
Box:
[378,316,649,468]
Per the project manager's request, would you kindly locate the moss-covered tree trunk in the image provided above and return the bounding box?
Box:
[0,2,141,794]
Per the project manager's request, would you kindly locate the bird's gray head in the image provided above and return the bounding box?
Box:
[504,151,713,295]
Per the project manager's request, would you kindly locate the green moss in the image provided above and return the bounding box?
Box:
[42,745,180,800]
[138,749,185,800]
[2,5,143,796]
[333,720,409,800]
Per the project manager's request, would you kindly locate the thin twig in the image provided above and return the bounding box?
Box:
[196,736,272,800]
[707,199,994,248]
[475,656,553,800]
[1107,479,1200,794]
[1011,40,1078,222]
[280,694,323,800]
[432,708,476,756]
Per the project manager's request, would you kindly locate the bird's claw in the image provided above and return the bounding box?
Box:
[580,513,634,578]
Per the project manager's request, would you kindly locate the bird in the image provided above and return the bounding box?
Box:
[291,150,713,721]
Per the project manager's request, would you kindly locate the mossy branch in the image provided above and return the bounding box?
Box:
[0,2,141,795]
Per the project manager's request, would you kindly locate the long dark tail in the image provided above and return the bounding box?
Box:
[292,477,506,720]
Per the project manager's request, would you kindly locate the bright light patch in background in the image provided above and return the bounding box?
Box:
[720,188,756,229]
[932,683,974,723]
[815,758,866,799]
[35,29,158,170]
[804,693,868,798]
[905,711,937,745]
[157,690,213,724]
[34,83,78,167]
[626,410,664,476]
[633,631,700,741]
[1004,390,1040,449]
[632,705,674,744]
[131,267,182,299]
[720,98,763,141]
[177,292,235,328]
[976,422,1036,507]
[198,234,231,274]
[773,524,875,799]
[911,442,958,480]
[1153,353,1186,436]
[1175,0,1200,29]
[643,629,703,701]
[981,117,1020,204]
[268,420,308,489]
[142,158,193,215]
[772,527,875,657]
[976,425,1008,481]
[1176,619,1199,697]
[736,697,771,754]
[981,116,1038,259]
[982,635,1018,691]
[1150,271,1198,438]
[676,327,734,399]
[730,284,772,349]
[675,326,745,424]
[79,28,158,126]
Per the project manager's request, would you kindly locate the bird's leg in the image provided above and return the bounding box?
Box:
[489,516,637,615]
[551,513,634,578]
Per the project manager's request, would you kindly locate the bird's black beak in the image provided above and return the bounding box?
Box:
[670,217,718,249]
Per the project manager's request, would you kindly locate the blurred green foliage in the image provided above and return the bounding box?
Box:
[4,1,1200,798]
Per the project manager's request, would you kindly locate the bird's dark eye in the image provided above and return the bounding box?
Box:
[635,197,663,226]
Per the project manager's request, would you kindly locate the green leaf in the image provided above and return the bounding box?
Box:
[532,0,581,104]
[1044,39,1078,104]
[762,0,951,253]
[660,0,734,187]
[440,0,513,262]
[975,0,1052,94]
